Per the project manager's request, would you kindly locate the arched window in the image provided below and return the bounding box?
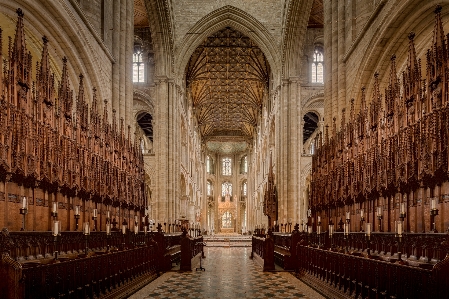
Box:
[311,48,323,84]
[207,180,212,196]
[133,48,145,83]
[241,155,248,174]
[222,157,232,176]
[222,182,232,197]
[206,156,211,173]
[242,181,247,196]
[310,142,315,155]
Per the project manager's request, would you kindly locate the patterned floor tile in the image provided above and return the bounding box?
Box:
[128,247,325,299]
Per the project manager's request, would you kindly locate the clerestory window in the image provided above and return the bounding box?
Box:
[311,48,324,84]
[133,50,144,83]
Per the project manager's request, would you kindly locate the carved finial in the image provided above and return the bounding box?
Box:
[408,32,415,41]
[374,72,379,79]
[16,8,24,18]
[435,4,442,14]
[361,87,367,111]
[42,35,48,44]
[391,54,396,61]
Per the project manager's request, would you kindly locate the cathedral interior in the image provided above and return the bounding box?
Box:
[0,1,449,298]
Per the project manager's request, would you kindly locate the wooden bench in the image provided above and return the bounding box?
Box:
[251,233,275,271]
[272,227,306,270]
[0,229,165,299]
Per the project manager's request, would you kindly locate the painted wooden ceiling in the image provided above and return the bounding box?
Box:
[308,0,324,28]
[134,0,149,27]
[186,27,270,142]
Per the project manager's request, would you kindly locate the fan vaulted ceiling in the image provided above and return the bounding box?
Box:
[186,27,270,143]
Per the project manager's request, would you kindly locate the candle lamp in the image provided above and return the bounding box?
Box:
[20,197,28,231]
[51,202,58,219]
[92,208,98,231]
[52,220,61,260]
[106,222,111,251]
[360,209,365,232]
[365,223,372,256]
[83,222,90,255]
[328,220,334,249]
[134,222,139,235]
[430,198,439,233]
[121,218,128,250]
[74,205,80,231]
[395,221,405,264]
[376,206,383,232]
[344,214,350,254]
[399,202,406,220]
[317,217,322,248]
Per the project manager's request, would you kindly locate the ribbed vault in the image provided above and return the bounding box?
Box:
[186,27,270,141]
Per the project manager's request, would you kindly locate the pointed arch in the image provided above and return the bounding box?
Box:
[174,5,281,82]
[346,0,449,110]
[144,0,175,76]
[281,0,314,77]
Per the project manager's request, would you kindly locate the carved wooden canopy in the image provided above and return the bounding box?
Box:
[186,27,270,142]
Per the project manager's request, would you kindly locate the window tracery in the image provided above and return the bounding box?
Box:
[222,157,232,175]
[222,182,232,197]
[311,48,323,83]
[133,49,144,82]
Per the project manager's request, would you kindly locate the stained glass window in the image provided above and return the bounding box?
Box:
[311,48,324,84]
[222,157,231,175]
[222,182,232,196]
[242,181,247,196]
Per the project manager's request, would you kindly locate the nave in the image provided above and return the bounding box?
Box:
[129,247,324,299]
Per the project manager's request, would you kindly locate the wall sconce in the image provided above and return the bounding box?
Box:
[20,196,28,231]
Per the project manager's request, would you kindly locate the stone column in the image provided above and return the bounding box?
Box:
[324,0,333,126]
[337,0,346,127]
[154,77,169,221]
[111,0,120,117]
[125,0,134,131]
[119,0,126,122]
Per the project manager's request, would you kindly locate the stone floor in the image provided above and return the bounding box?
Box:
[128,247,325,299]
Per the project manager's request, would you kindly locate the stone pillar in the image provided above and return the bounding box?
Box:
[111,0,120,116]
[337,0,346,127]
[119,0,126,122]
[331,0,338,127]
[324,0,333,126]
[154,77,168,221]
[125,0,134,131]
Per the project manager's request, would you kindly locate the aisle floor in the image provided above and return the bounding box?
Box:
[128,247,325,299]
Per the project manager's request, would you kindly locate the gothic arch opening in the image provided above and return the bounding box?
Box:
[303,111,319,144]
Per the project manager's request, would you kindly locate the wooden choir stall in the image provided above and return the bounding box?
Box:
[250,6,449,299]
[0,9,190,299]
